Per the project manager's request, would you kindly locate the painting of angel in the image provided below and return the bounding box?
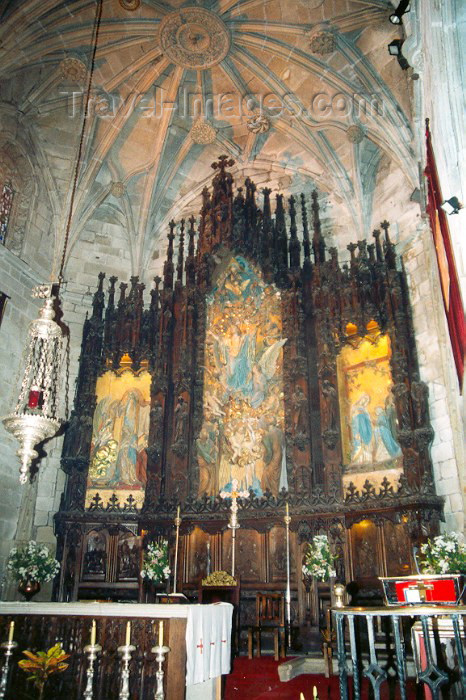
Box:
[199,255,287,497]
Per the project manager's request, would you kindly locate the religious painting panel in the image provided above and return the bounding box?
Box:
[350,519,381,580]
[337,332,402,472]
[198,255,287,498]
[85,370,151,508]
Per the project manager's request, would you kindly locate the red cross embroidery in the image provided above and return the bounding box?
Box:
[221,639,227,644]
[210,641,215,646]
[197,639,204,655]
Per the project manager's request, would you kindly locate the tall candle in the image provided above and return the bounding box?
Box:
[300,694,305,700]
[177,504,180,519]
[158,620,164,647]
[8,621,14,643]
[286,502,289,517]
[90,619,96,646]
[125,621,131,646]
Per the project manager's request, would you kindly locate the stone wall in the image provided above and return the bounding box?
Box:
[0,246,46,596]
[402,0,465,532]
[402,221,464,533]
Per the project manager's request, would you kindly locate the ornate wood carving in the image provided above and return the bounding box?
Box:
[55,157,443,618]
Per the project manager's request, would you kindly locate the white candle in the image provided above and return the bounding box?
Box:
[125,621,131,646]
[8,621,14,643]
[90,619,96,646]
[176,505,180,520]
[158,620,164,647]
[286,502,289,517]
[300,694,305,700]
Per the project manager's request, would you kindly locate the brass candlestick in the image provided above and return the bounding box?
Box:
[83,643,101,700]
[284,503,292,650]
[173,506,181,594]
[0,641,18,700]
[117,644,136,700]
[151,644,170,700]
[220,478,248,578]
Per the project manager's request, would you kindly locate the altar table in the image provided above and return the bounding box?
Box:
[0,601,233,699]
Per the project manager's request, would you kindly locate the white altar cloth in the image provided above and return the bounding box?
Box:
[186,602,233,685]
[0,600,233,698]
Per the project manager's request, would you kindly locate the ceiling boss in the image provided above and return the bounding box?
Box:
[158,7,231,70]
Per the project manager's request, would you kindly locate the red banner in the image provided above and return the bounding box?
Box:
[424,119,464,389]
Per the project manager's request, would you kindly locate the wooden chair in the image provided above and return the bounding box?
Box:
[248,592,285,661]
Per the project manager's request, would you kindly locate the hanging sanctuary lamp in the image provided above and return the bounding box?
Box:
[2,0,103,484]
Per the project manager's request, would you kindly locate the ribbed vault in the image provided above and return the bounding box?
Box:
[0,0,419,282]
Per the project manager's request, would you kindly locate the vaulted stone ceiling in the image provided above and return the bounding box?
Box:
[0,0,420,283]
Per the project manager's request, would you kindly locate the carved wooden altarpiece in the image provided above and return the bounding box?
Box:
[55,157,443,625]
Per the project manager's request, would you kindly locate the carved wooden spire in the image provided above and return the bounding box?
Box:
[185,215,196,287]
[372,228,383,262]
[301,194,310,260]
[211,155,235,207]
[288,195,301,270]
[311,190,325,264]
[275,193,288,270]
[91,272,105,318]
[381,220,396,268]
[176,219,185,284]
[163,220,176,289]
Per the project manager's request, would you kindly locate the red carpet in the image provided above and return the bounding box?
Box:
[225,656,339,699]
[224,656,417,699]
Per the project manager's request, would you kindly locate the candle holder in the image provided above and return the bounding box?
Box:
[83,643,101,700]
[117,644,136,700]
[173,512,181,594]
[151,644,170,700]
[284,509,292,651]
[0,640,18,700]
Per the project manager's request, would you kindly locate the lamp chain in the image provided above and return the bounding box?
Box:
[58,0,103,285]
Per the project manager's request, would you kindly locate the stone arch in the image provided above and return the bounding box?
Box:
[0,139,36,256]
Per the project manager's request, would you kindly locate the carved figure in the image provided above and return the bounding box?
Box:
[411,381,429,428]
[292,385,308,434]
[321,379,337,431]
[83,534,106,575]
[118,539,140,578]
[173,395,189,444]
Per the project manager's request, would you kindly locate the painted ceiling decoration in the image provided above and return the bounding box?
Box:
[0,0,418,280]
[158,7,231,68]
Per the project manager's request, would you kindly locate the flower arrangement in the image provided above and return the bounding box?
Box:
[7,541,60,583]
[302,535,336,582]
[19,643,70,700]
[419,532,466,575]
[140,540,171,584]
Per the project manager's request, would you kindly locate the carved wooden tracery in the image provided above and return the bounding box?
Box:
[55,157,443,614]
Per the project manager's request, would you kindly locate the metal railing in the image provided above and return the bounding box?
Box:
[332,603,466,700]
